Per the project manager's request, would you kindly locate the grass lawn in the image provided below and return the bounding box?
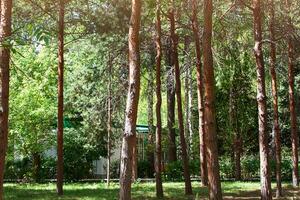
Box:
[3,181,300,199]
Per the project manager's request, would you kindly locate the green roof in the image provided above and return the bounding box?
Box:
[136,125,149,134]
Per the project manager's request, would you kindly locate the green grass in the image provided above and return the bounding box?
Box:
[3,181,299,199]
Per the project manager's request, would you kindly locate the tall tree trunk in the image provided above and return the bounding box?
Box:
[269,0,282,196]
[154,0,163,196]
[147,48,155,177]
[285,0,299,188]
[0,0,12,199]
[252,0,272,199]
[203,0,222,199]
[191,0,208,187]
[169,1,193,195]
[166,37,177,162]
[57,0,65,195]
[119,0,141,199]
[107,55,112,187]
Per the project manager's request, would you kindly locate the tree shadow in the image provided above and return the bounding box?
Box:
[224,187,300,200]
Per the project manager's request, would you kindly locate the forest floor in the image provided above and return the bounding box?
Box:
[3,181,300,200]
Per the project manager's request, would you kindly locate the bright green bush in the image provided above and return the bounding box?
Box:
[219,157,233,179]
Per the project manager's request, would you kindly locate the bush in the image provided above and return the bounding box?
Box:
[219,157,233,179]
[241,155,260,179]
[138,160,154,178]
[110,160,120,179]
[163,161,183,181]
[4,158,32,180]
[40,157,56,180]
[189,159,200,177]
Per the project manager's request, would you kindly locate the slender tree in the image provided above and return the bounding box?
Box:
[269,0,282,196]
[154,0,163,197]
[253,0,272,199]
[119,0,142,199]
[165,37,177,162]
[285,0,299,188]
[169,0,193,195]
[0,0,12,199]
[191,0,208,186]
[106,54,112,187]
[203,0,223,199]
[57,0,65,195]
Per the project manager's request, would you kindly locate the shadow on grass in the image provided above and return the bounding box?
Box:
[4,182,300,200]
[224,186,300,200]
[4,184,119,200]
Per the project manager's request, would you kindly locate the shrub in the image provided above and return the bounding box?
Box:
[138,160,154,178]
[163,161,183,181]
[241,155,260,179]
[110,160,120,179]
[219,157,233,179]
[189,159,200,176]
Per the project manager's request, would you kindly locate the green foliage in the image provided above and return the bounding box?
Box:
[9,46,56,160]
[63,128,107,181]
[137,160,154,178]
[219,157,234,179]
[241,155,260,179]
[163,161,184,181]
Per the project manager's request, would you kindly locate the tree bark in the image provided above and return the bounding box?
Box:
[203,0,223,199]
[154,0,163,196]
[0,0,12,199]
[169,1,193,195]
[269,0,282,196]
[119,0,141,199]
[107,54,112,187]
[252,0,272,199]
[33,152,41,183]
[285,0,299,188]
[234,133,242,181]
[165,37,177,162]
[131,137,138,182]
[191,0,208,187]
[57,0,65,196]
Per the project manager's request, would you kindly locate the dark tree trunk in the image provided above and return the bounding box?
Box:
[166,37,177,162]
[252,0,272,199]
[269,0,282,196]
[285,0,299,188]
[0,0,12,199]
[169,1,193,195]
[33,152,41,183]
[57,0,65,196]
[203,0,222,199]
[154,0,163,196]
[191,0,208,187]
[288,38,299,188]
[107,55,112,187]
[119,0,141,199]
